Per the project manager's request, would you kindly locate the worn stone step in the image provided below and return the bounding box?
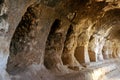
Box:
[55,62,117,80]
[103,69,120,80]
[82,59,118,68]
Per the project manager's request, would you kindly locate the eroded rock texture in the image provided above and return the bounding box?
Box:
[0,0,120,80]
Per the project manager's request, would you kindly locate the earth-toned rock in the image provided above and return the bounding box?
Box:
[0,0,120,80]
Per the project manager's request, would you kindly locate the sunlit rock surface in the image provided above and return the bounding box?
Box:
[0,0,120,80]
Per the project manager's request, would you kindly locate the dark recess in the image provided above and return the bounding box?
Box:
[0,0,4,4]
[44,19,61,69]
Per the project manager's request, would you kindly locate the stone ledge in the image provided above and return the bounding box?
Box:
[82,58,119,68]
[85,63,117,80]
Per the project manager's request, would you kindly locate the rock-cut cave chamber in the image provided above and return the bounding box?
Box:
[0,0,120,80]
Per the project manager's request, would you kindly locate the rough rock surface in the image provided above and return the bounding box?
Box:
[0,0,120,80]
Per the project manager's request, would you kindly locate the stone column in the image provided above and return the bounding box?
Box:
[102,40,113,59]
[44,19,70,70]
[0,0,38,79]
[112,42,118,58]
[89,34,105,62]
[0,2,10,80]
[62,23,85,69]
[75,32,90,63]
[75,44,90,63]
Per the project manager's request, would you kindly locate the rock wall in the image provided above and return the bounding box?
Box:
[0,0,120,80]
